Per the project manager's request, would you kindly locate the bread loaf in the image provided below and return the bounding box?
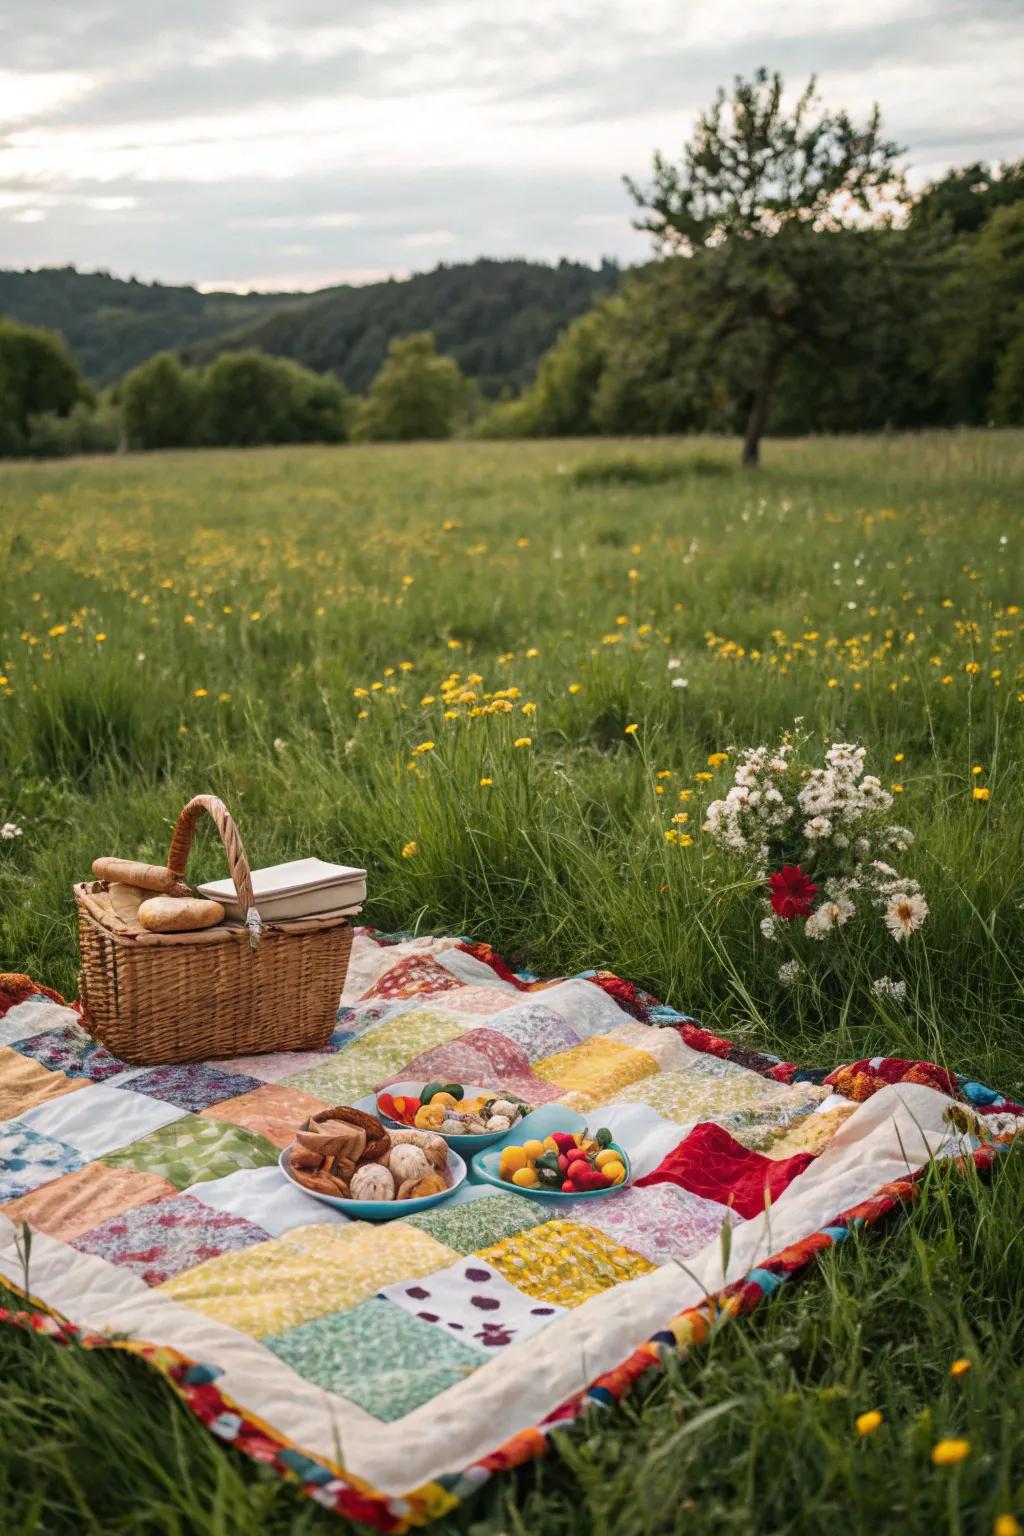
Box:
[137,895,225,933]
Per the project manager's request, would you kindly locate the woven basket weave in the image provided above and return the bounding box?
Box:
[76,794,354,1065]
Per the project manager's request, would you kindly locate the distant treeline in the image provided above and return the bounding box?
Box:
[0,326,475,455]
[1,157,1022,459]
[0,258,619,394]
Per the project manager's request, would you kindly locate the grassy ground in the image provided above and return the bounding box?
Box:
[1,432,1022,1533]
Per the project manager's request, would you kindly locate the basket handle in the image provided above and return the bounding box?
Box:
[166,795,262,945]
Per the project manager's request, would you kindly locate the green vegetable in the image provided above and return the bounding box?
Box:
[420,1081,444,1104]
[443,1082,465,1101]
[595,1127,613,1149]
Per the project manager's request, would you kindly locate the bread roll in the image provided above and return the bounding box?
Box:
[137,895,225,932]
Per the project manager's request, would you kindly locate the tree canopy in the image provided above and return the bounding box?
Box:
[625,69,906,464]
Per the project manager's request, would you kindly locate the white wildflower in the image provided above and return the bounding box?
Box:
[273,737,287,753]
[872,976,908,1004]
[671,677,689,688]
[805,897,854,940]
[884,892,928,941]
[1,822,22,839]
[667,658,682,669]
[804,815,832,840]
[778,959,801,984]
[760,914,779,941]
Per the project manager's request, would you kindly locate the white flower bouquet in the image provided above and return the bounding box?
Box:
[703,735,928,954]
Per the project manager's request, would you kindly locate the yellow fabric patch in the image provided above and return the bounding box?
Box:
[0,1046,87,1120]
[160,1219,458,1337]
[476,1218,655,1307]
[532,1037,657,1103]
[762,1103,857,1159]
[611,1063,814,1124]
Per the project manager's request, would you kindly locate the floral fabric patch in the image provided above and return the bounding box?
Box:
[9,1022,126,1082]
[265,1297,488,1420]
[561,1182,734,1266]
[72,1192,271,1285]
[123,1063,267,1113]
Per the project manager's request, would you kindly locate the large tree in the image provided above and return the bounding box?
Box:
[625,69,905,465]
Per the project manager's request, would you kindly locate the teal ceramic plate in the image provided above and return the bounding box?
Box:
[278,1145,466,1220]
[471,1141,631,1201]
[375,1081,532,1156]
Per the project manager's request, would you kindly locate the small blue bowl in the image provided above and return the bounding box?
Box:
[278,1145,466,1221]
[472,1141,631,1201]
[375,1082,531,1158]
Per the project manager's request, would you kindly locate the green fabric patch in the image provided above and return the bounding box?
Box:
[402,1190,548,1253]
[102,1113,279,1189]
[264,1297,487,1420]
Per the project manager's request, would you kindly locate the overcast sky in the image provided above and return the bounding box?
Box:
[1,0,1020,293]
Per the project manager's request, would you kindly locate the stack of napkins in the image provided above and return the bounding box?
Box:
[198,858,366,923]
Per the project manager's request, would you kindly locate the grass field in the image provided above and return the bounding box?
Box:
[1,432,1022,1534]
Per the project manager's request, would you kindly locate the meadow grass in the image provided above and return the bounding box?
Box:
[1,431,1022,1533]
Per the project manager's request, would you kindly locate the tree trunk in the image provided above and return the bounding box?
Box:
[741,347,786,468]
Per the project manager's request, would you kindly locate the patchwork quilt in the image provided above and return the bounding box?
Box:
[1,934,1021,1530]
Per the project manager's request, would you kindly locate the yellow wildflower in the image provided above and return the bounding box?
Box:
[568,682,582,694]
[95,633,107,643]
[931,1439,971,1466]
[891,784,903,793]
[521,702,536,716]
[193,688,208,698]
[513,737,532,749]
[401,841,417,858]
[707,752,728,767]
[694,771,713,782]
[994,1516,1021,1536]
[971,765,983,775]
[479,777,493,786]
[972,787,990,801]
[412,740,435,755]
[894,752,904,762]
[625,723,638,735]
[856,1410,883,1436]
[950,1358,972,1377]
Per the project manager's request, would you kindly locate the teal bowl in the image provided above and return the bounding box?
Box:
[278,1145,466,1221]
[375,1082,530,1157]
[471,1141,631,1201]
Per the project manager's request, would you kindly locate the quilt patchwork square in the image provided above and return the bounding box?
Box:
[0,1046,86,1120]
[562,1182,734,1265]
[18,1083,185,1159]
[636,1122,814,1219]
[198,1083,329,1147]
[281,1009,466,1100]
[71,1192,271,1285]
[102,1114,279,1189]
[1,1162,177,1240]
[379,1253,568,1351]
[532,1037,659,1104]
[390,1030,563,1105]
[122,1063,266,1113]
[265,1297,488,1419]
[0,1124,84,1201]
[402,1190,549,1253]
[160,1220,458,1337]
[9,1023,126,1082]
[184,1165,352,1236]
[476,1218,656,1306]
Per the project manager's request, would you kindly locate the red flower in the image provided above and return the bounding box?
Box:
[769,865,817,920]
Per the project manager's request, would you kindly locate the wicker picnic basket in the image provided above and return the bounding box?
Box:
[75,794,354,1065]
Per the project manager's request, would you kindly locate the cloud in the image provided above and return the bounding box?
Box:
[0,0,1020,289]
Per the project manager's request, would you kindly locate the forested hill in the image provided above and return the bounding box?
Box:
[0,267,302,386]
[0,258,622,397]
[181,259,621,396]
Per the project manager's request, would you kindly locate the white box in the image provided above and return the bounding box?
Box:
[198,857,367,923]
